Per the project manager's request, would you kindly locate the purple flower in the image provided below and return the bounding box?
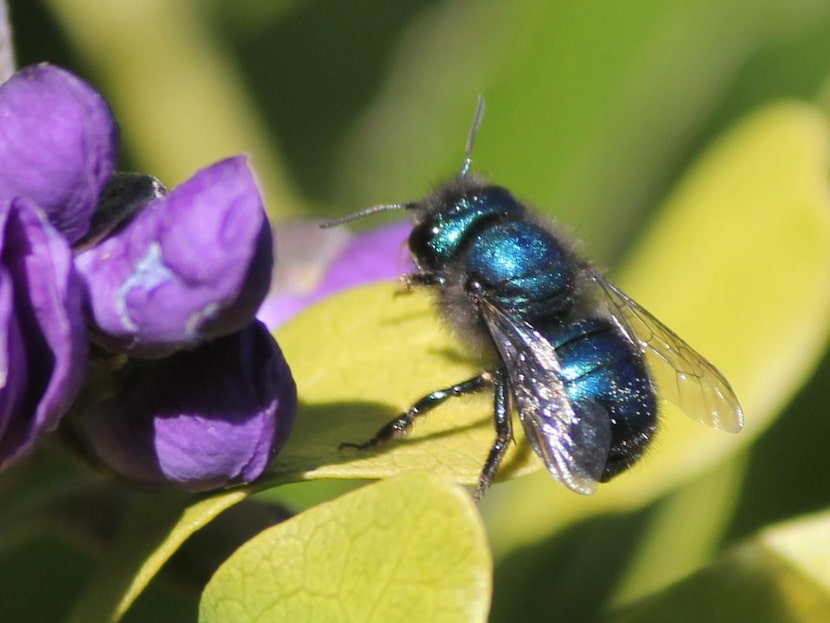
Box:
[259,220,412,328]
[0,64,117,245]
[75,156,273,358]
[0,62,293,487]
[0,197,86,469]
[68,321,296,491]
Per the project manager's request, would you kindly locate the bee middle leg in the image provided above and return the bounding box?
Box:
[339,372,494,451]
[474,367,511,502]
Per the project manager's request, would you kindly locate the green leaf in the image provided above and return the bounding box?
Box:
[66,489,250,623]
[606,510,830,623]
[269,284,539,487]
[486,101,830,554]
[199,472,491,623]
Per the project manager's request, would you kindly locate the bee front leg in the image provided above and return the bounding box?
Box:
[399,272,445,294]
[339,372,494,451]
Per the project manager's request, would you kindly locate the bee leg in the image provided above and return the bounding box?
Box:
[339,372,494,451]
[474,367,511,502]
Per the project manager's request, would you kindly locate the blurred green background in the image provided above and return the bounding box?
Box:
[6,0,830,621]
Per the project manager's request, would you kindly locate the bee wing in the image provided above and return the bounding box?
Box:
[480,299,611,495]
[585,270,744,432]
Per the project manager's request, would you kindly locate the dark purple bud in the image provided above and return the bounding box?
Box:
[0,64,118,244]
[258,220,412,328]
[69,321,296,492]
[75,156,273,358]
[0,197,87,469]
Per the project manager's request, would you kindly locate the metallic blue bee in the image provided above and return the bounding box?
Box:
[326,100,743,500]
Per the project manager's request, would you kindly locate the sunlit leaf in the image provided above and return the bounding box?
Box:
[269,283,539,489]
[199,472,491,623]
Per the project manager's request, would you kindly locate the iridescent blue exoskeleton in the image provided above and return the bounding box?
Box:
[324,99,743,501]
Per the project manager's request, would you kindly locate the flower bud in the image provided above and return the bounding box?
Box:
[69,321,296,492]
[75,156,273,358]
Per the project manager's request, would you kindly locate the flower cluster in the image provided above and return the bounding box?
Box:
[0,63,296,491]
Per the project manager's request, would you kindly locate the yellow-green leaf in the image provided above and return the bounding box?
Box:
[607,510,830,623]
[269,284,539,487]
[199,472,491,623]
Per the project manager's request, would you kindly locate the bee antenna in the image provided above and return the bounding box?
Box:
[461,95,486,178]
[319,202,415,228]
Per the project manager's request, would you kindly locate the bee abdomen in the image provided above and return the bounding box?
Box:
[545,318,658,480]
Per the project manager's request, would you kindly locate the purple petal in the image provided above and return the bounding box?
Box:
[0,64,118,244]
[75,156,272,358]
[69,321,297,492]
[0,197,87,468]
[258,220,412,328]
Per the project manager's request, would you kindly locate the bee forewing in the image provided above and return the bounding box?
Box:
[480,299,611,494]
[586,272,744,433]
